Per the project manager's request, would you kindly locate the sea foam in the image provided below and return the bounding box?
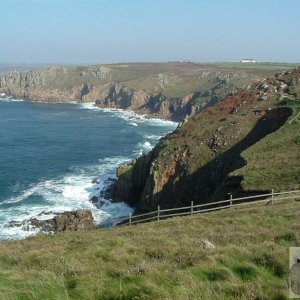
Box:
[0,156,133,240]
[0,101,177,240]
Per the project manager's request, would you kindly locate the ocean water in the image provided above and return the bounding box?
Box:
[0,99,177,240]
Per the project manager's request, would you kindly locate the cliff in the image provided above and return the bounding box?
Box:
[0,62,292,121]
[112,67,300,212]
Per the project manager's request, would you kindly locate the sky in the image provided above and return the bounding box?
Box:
[0,0,300,64]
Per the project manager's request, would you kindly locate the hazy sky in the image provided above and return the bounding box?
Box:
[1,0,300,64]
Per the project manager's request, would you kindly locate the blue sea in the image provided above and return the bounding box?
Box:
[0,99,177,240]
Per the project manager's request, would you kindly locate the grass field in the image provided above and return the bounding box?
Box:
[0,198,298,299]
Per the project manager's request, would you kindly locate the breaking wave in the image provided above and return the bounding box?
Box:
[0,101,177,240]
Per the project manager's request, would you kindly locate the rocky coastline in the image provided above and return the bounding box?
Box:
[1,64,299,225]
[0,63,279,122]
[7,209,95,234]
[0,72,209,121]
[110,67,300,214]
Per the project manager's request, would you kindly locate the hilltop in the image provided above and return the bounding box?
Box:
[0,198,298,299]
[0,62,295,121]
[112,67,300,212]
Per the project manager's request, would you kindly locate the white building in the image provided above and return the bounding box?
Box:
[241,58,257,63]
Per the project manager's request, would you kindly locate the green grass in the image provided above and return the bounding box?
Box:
[0,199,298,299]
[234,99,300,191]
[209,62,298,70]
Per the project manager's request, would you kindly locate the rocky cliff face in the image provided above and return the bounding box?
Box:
[0,69,216,121]
[0,66,113,103]
[94,83,202,121]
[112,67,300,213]
[0,63,280,121]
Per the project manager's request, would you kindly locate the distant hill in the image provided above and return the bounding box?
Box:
[112,67,300,212]
[0,62,296,121]
[0,63,52,74]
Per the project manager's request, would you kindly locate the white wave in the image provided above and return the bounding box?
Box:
[78,102,98,110]
[98,107,178,127]
[98,201,133,226]
[140,117,178,127]
[0,97,24,102]
[76,104,178,130]
[134,140,154,156]
[1,185,39,205]
[143,141,152,150]
[144,134,163,140]
[0,103,177,240]
[0,156,133,240]
[9,98,24,102]
[0,225,40,241]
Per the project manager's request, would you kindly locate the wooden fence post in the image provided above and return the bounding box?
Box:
[157,206,160,221]
[230,194,233,209]
[271,189,274,206]
[191,201,194,215]
[129,213,132,226]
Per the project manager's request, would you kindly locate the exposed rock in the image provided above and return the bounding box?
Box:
[6,221,22,227]
[112,153,153,206]
[0,63,274,121]
[198,239,215,249]
[90,196,99,204]
[91,178,100,184]
[9,210,95,233]
[112,67,300,213]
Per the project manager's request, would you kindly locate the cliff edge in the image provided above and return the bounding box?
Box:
[0,62,289,121]
[112,67,300,212]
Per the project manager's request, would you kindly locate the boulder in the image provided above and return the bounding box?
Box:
[198,239,215,249]
[18,209,95,233]
[90,196,99,204]
[91,178,100,184]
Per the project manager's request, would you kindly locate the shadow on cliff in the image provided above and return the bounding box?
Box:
[136,106,292,212]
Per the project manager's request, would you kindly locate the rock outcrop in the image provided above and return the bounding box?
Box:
[0,66,112,103]
[112,67,300,213]
[9,210,95,233]
[112,153,154,206]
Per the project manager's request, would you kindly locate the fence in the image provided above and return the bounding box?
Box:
[116,189,300,227]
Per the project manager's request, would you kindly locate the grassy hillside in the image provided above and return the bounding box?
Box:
[0,198,299,299]
[103,62,297,97]
[232,99,300,191]
[112,67,300,211]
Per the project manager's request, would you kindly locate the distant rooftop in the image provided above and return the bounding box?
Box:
[241,58,258,63]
